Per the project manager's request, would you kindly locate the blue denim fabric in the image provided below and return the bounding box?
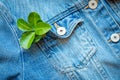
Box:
[0,0,120,80]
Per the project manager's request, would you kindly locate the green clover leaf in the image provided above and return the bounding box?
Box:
[17,19,33,31]
[33,35,42,43]
[28,12,42,26]
[17,12,52,49]
[35,22,51,35]
[20,32,35,49]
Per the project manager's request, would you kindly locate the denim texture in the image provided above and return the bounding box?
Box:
[0,0,120,80]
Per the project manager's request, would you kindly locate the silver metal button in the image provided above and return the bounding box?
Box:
[110,33,120,42]
[57,27,66,36]
[54,23,66,36]
[88,0,98,9]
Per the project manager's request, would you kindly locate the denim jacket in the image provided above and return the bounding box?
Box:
[0,0,120,80]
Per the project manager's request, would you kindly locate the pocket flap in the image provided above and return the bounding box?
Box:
[47,12,84,39]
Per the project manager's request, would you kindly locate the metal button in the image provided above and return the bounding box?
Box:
[88,0,98,9]
[110,33,120,42]
[54,23,66,36]
[57,27,66,36]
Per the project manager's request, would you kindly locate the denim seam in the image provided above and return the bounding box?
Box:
[0,3,24,80]
[36,38,58,51]
[85,0,120,60]
[101,0,120,59]
[1,14,24,80]
[46,6,76,24]
[74,0,88,11]
[113,0,120,18]
[101,0,120,29]
[89,12,120,60]
[4,16,24,80]
[75,9,98,65]
[108,0,120,19]
[66,71,79,80]
[82,47,97,65]
[91,56,111,80]
[46,0,88,24]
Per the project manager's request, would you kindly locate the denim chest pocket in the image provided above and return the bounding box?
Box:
[40,11,97,74]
